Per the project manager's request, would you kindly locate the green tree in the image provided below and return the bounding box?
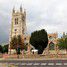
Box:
[30,29,48,54]
[0,45,3,53]
[3,44,8,53]
[58,38,67,54]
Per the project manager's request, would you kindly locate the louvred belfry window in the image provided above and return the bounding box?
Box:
[15,18,18,25]
[22,16,25,21]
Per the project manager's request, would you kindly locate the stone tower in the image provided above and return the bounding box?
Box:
[10,6,26,40]
[9,6,26,54]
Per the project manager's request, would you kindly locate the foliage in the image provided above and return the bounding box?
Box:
[10,36,18,49]
[24,45,27,51]
[0,45,3,53]
[17,35,24,50]
[58,38,67,53]
[0,44,9,54]
[2,44,8,53]
[10,35,25,54]
[30,29,48,54]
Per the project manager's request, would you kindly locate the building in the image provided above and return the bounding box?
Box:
[43,33,58,55]
[25,33,58,55]
[9,6,58,55]
[9,6,26,54]
[10,6,26,39]
[48,33,58,50]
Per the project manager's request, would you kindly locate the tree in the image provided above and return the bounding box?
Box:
[10,35,25,54]
[58,38,67,54]
[10,36,18,49]
[0,45,3,53]
[3,44,8,53]
[30,29,48,54]
[17,35,24,50]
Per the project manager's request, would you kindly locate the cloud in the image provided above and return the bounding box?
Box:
[27,0,67,33]
[0,0,67,44]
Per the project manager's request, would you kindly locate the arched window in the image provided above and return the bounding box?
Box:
[49,42,55,50]
[15,18,18,25]
[49,36,54,41]
[22,16,25,21]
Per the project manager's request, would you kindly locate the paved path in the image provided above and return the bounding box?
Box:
[0,59,67,67]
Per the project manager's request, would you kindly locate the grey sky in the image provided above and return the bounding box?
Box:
[0,0,67,44]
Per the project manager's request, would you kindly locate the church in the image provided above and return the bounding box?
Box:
[9,6,58,54]
[8,6,28,54]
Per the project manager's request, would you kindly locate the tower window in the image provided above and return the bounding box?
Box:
[15,18,18,25]
[22,16,25,21]
[15,29,17,31]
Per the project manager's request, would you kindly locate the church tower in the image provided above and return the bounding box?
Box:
[10,6,26,39]
[9,6,26,54]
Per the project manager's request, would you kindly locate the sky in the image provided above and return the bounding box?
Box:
[0,0,67,44]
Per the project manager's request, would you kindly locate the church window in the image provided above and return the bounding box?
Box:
[15,18,18,25]
[49,36,54,41]
[22,16,25,21]
[15,29,17,31]
[49,42,54,50]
